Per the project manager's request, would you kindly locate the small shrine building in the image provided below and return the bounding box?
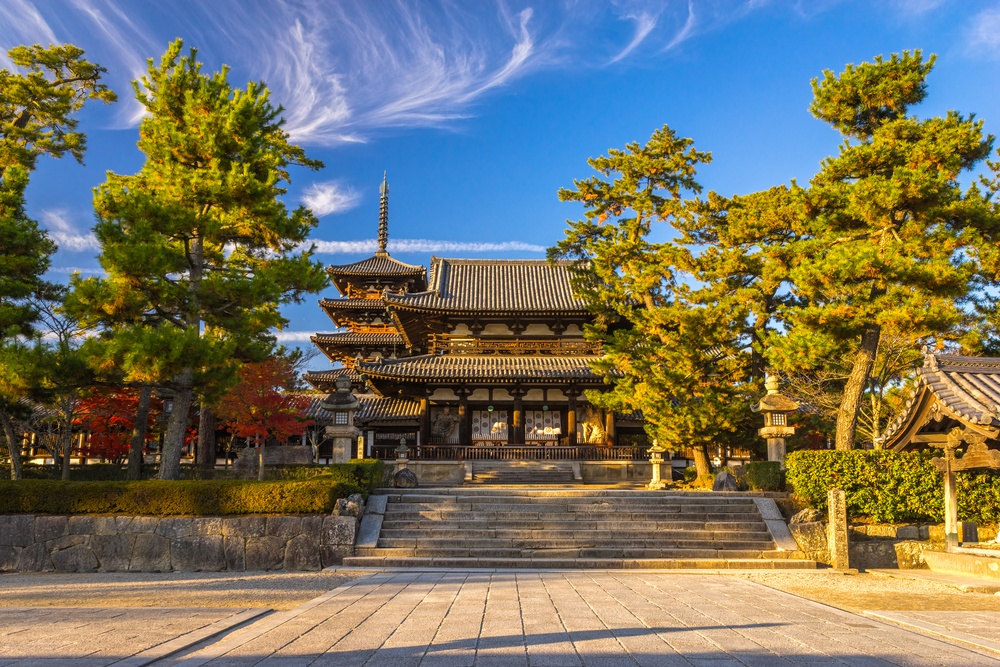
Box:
[305,175,648,461]
[879,352,1000,450]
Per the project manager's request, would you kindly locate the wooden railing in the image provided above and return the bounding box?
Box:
[371,444,645,461]
[427,335,601,356]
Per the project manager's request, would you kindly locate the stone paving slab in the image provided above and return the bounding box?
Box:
[157,571,1000,666]
[0,607,265,667]
[864,611,1000,658]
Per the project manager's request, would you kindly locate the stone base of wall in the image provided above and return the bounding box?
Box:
[0,514,357,573]
[580,461,651,482]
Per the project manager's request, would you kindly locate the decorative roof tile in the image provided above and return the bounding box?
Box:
[319,298,389,310]
[357,354,604,383]
[880,352,1000,448]
[383,258,589,313]
[327,255,425,277]
[304,367,363,390]
[312,332,404,346]
[356,395,421,423]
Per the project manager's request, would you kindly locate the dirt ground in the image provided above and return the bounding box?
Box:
[743,570,1000,613]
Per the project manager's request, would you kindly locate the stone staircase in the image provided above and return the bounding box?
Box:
[344,487,817,569]
[469,461,577,485]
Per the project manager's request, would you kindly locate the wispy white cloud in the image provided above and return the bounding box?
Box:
[311,238,546,254]
[967,6,1000,58]
[0,0,57,68]
[273,330,315,342]
[610,11,660,64]
[48,266,106,275]
[302,181,362,217]
[0,1,771,143]
[40,209,100,252]
[888,0,947,17]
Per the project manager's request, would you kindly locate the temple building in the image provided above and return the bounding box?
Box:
[305,175,648,461]
[879,352,1000,451]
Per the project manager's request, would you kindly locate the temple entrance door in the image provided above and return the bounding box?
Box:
[524,409,561,446]
[471,409,508,445]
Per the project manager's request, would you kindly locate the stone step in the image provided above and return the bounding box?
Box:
[387,492,760,503]
[341,556,819,570]
[377,528,773,541]
[379,521,767,533]
[381,512,763,524]
[356,546,782,559]
[386,502,757,514]
[375,538,776,551]
[383,488,757,497]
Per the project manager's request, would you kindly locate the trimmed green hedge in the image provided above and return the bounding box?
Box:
[744,461,784,491]
[0,478,362,515]
[786,450,1000,524]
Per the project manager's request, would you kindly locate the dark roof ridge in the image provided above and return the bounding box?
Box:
[428,257,573,265]
[924,352,1000,372]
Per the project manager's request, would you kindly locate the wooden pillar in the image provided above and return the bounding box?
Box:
[604,410,615,446]
[566,389,578,446]
[512,387,525,444]
[458,387,470,445]
[943,456,959,551]
[419,395,430,450]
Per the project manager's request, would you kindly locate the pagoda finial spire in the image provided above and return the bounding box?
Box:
[377,171,389,256]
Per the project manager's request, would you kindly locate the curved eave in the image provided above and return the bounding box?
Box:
[356,356,608,385]
[383,295,591,318]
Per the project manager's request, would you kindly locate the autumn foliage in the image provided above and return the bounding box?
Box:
[75,388,161,462]
[215,358,313,445]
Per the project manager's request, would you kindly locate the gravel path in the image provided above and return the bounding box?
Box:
[0,571,366,610]
[742,570,1000,613]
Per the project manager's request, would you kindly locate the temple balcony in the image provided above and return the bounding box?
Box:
[427,334,602,356]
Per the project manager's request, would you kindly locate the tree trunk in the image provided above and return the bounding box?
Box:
[0,411,22,480]
[835,324,881,450]
[196,404,217,468]
[692,444,712,479]
[61,422,73,481]
[159,370,194,480]
[127,385,152,481]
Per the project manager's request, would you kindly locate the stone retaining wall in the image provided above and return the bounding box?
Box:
[0,514,358,572]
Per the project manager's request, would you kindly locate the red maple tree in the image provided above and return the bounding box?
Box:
[76,387,162,463]
[215,358,313,446]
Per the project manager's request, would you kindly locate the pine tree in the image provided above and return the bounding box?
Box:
[0,44,114,479]
[67,40,328,480]
[551,125,751,478]
[773,51,993,449]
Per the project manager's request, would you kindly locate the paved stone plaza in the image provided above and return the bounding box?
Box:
[4,571,1000,666]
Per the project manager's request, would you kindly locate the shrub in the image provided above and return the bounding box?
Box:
[683,466,697,483]
[785,449,1000,524]
[744,461,784,491]
[0,478,362,515]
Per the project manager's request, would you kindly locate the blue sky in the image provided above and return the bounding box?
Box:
[3,0,1000,371]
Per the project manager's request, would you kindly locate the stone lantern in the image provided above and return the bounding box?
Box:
[752,375,799,467]
[321,375,360,464]
[646,440,667,490]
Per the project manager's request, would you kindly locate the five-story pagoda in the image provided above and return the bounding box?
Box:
[306,176,648,461]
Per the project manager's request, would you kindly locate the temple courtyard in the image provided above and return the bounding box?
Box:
[5,569,1000,666]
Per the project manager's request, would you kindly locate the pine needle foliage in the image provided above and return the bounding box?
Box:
[66,40,328,480]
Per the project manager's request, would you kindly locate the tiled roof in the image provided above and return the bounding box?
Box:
[880,352,1000,448]
[357,354,604,382]
[303,367,363,390]
[319,298,388,310]
[356,394,421,423]
[312,332,404,346]
[383,258,590,313]
[327,254,425,277]
[287,393,335,422]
